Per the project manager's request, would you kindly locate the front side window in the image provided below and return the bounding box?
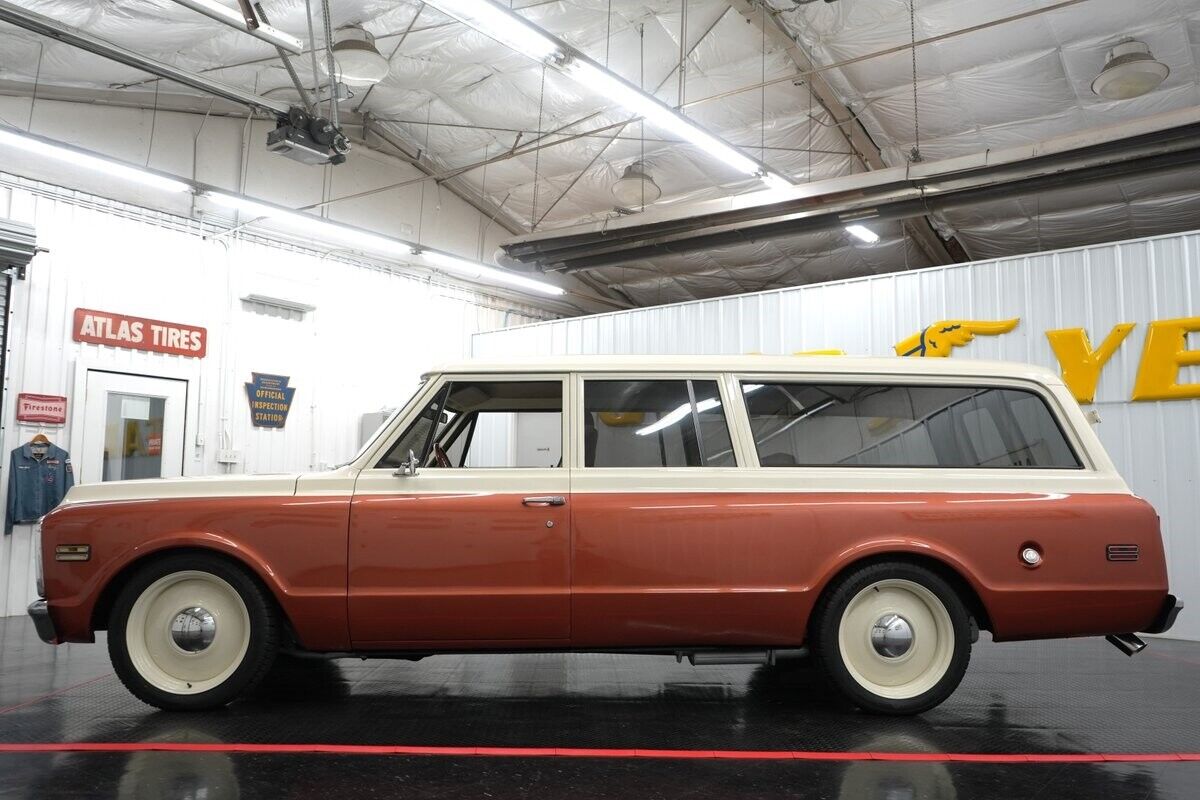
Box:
[584,379,735,468]
[742,382,1081,469]
[378,380,562,469]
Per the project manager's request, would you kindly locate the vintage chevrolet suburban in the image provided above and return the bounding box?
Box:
[29,356,1181,714]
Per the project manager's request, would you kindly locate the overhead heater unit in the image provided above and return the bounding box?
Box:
[267,107,351,166]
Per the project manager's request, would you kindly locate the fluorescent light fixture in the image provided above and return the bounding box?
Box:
[169,0,304,53]
[420,250,565,296]
[845,224,880,244]
[0,126,191,194]
[206,191,564,297]
[419,2,780,189]
[637,397,721,437]
[422,0,562,61]
[567,60,760,176]
[206,191,409,255]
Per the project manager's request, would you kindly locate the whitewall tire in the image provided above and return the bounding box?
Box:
[108,553,279,711]
[814,562,971,715]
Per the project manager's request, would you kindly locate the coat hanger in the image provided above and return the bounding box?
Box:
[30,433,50,446]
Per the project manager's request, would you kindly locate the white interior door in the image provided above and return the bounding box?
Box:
[80,371,187,484]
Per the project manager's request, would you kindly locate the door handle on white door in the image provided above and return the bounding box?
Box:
[522,495,566,507]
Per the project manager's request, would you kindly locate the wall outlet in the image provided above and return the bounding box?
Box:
[217,449,242,465]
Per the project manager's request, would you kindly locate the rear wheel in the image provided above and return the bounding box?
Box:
[108,553,279,711]
[813,562,971,715]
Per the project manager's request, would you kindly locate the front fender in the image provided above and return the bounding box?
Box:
[42,495,351,649]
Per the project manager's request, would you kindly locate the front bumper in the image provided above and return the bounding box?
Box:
[27,599,57,644]
[1142,594,1183,635]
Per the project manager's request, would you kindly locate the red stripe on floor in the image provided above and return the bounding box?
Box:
[0,674,112,716]
[0,743,1199,763]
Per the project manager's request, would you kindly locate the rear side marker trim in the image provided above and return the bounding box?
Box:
[1,742,1200,763]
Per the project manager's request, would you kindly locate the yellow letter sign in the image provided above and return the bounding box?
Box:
[1045,324,1135,404]
[1132,317,1200,401]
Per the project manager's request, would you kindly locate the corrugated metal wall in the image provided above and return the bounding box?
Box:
[474,229,1200,641]
[0,182,544,617]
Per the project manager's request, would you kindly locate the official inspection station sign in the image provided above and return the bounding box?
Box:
[245,373,295,428]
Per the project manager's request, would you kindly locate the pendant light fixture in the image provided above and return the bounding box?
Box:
[612,161,662,208]
[317,25,391,87]
[1091,39,1169,100]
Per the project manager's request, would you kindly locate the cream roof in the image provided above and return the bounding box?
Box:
[428,354,1064,384]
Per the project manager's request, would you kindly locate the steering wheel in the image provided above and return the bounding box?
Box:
[431,443,452,468]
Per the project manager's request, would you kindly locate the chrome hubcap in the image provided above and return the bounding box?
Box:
[169,607,216,653]
[870,613,914,658]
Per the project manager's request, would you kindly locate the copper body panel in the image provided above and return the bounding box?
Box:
[39,487,1167,650]
[347,491,571,646]
[39,496,352,650]
[568,490,1167,646]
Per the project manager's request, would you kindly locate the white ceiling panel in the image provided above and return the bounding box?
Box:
[0,0,1197,302]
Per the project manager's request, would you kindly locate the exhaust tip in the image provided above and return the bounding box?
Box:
[1106,633,1147,656]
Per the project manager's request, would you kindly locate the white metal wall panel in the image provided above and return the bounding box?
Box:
[0,185,542,617]
[473,229,1200,641]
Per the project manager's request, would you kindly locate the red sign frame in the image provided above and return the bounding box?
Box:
[16,393,67,424]
[72,308,207,358]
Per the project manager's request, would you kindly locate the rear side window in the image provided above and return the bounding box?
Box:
[584,379,735,468]
[741,382,1081,469]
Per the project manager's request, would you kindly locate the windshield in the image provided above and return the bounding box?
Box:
[333,377,429,468]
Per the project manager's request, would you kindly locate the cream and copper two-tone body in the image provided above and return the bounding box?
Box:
[29,356,1181,713]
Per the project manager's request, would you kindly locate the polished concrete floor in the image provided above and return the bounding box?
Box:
[2,615,1200,798]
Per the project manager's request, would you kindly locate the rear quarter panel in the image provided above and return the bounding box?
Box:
[569,487,1167,645]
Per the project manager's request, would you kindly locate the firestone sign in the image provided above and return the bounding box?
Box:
[16,393,67,425]
[245,373,296,428]
[73,308,207,358]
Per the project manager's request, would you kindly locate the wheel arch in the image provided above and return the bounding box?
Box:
[809,550,993,637]
[90,545,297,644]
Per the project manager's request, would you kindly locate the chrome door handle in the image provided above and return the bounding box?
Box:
[522,495,565,507]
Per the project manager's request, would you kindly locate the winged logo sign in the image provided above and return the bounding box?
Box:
[894,319,1021,358]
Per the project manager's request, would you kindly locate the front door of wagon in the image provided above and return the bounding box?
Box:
[347,375,571,647]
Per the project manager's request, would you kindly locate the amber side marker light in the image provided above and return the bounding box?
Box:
[54,545,90,562]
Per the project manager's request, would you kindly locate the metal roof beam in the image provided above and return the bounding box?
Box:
[0,0,290,116]
[493,108,1200,272]
[725,0,964,267]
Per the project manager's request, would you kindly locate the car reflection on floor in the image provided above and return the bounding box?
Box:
[0,617,1195,799]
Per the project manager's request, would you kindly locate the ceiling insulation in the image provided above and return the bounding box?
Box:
[0,0,1197,304]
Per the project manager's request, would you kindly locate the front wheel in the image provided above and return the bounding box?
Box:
[813,562,971,715]
[108,553,280,711]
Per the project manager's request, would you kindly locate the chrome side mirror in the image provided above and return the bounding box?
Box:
[394,449,419,477]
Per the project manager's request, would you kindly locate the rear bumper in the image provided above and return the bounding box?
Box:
[27,599,57,644]
[1142,594,1183,635]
